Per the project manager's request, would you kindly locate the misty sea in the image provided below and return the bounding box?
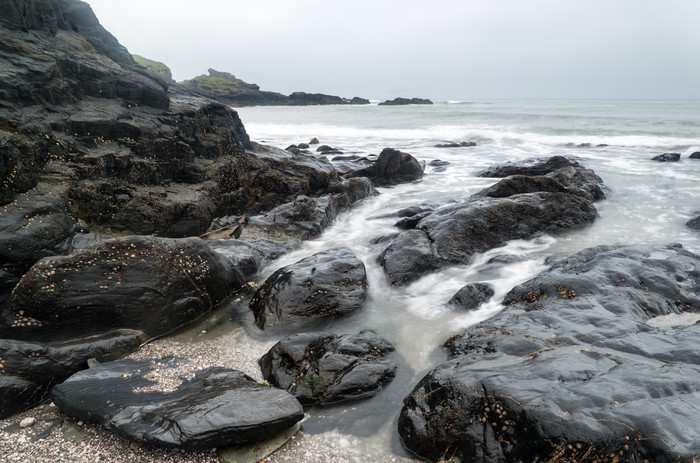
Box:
[211,100,700,459]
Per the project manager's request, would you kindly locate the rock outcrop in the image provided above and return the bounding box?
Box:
[399,243,700,463]
[1,236,241,342]
[448,282,495,310]
[181,69,371,107]
[377,156,604,286]
[345,148,424,186]
[250,248,368,332]
[651,152,681,162]
[379,97,433,105]
[259,331,396,405]
[52,357,305,449]
[0,0,363,282]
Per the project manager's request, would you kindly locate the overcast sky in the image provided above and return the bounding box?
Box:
[84,0,700,100]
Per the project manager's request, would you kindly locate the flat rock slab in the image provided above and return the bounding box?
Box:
[399,244,700,463]
[260,331,397,405]
[52,357,304,449]
[250,247,368,331]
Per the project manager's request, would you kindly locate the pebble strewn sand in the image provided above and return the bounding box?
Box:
[0,333,418,463]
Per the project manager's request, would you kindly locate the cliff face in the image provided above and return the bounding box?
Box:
[0,0,338,278]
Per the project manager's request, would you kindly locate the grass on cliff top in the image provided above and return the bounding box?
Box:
[132,54,171,75]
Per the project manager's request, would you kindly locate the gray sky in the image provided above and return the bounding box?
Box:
[85,0,700,100]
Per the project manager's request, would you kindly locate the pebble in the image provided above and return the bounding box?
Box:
[19,417,35,428]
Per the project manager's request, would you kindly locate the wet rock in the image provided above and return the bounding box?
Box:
[0,329,146,418]
[394,212,431,230]
[345,148,424,186]
[476,155,579,178]
[309,137,320,145]
[651,152,681,162]
[380,192,598,286]
[689,151,700,159]
[377,156,604,286]
[687,215,700,231]
[259,331,396,405]
[377,230,440,286]
[1,236,242,341]
[250,248,368,331]
[0,270,19,306]
[0,179,81,275]
[52,357,305,449]
[244,178,376,242]
[400,243,700,463]
[428,160,451,166]
[448,283,494,310]
[434,142,476,148]
[378,97,433,105]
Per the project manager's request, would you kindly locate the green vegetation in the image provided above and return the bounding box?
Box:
[132,54,173,82]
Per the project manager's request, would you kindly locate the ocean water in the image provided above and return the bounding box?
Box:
[193,100,700,459]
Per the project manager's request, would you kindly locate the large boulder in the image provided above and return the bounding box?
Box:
[399,243,700,463]
[259,331,397,405]
[0,329,146,418]
[1,236,242,341]
[345,148,424,186]
[651,152,681,162]
[250,248,368,331]
[52,357,305,449]
[378,157,603,286]
[448,282,495,310]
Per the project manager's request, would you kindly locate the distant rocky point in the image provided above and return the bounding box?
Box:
[178,68,370,107]
[378,97,433,105]
[132,54,174,83]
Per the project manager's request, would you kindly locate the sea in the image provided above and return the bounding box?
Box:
[194,100,700,459]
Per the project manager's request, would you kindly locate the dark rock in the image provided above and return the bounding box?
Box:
[428,160,450,166]
[477,156,605,201]
[345,148,423,186]
[1,2,355,263]
[651,152,681,162]
[0,270,19,305]
[0,178,81,276]
[689,151,700,159]
[285,144,298,151]
[259,331,396,405]
[52,357,304,449]
[309,137,320,145]
[316,145,338,153]
[434,142,476,148]
[378,157,603,285]
[1,236,242,342]
[209,238,297,281]
[287,92,347,106]
[348,97,371,105]
[394,212,431,230]
[297,143,310,149]
[396,204,439,217]
[181,69,289,107]
[477,155,579,178]
[0,329,146,418]
[448,283,494,310]
[686,215,700,230]
[400,243,700,463]
[244,177,376,242]
[250,248,368,331]
[378,97,433,106]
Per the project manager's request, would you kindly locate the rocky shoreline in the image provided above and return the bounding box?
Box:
[1,1,699,463]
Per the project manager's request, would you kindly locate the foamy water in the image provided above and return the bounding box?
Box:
[209,100,700,459]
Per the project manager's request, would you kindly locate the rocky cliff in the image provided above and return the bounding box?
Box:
[0,0,349,279]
